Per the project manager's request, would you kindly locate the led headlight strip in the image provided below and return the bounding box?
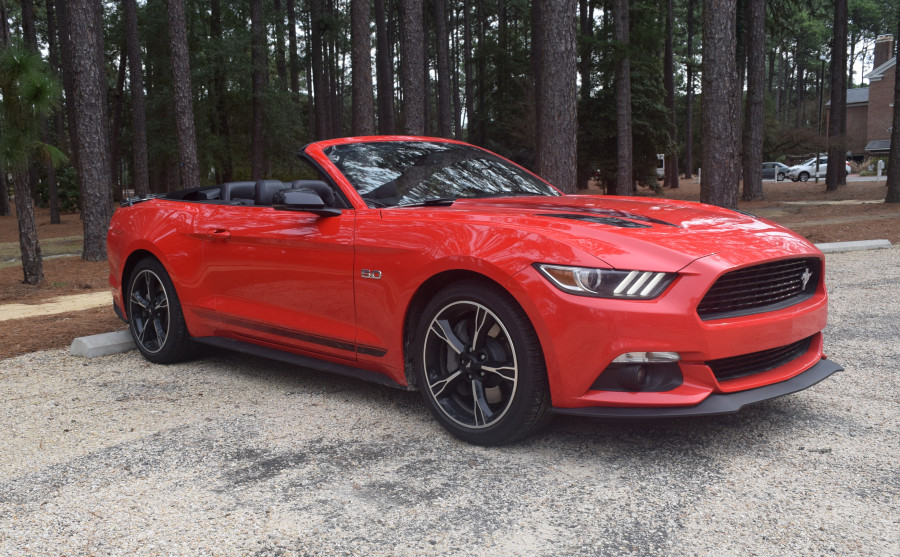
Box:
[535,264,676,299]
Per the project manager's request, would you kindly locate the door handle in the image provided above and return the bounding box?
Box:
[200,228,231,240]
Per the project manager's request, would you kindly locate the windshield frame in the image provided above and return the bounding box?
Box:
[316,139,562,209]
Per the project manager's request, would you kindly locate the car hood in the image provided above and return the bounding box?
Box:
[404,195,819,272]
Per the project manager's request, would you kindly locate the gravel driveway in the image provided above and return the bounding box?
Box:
[1,248,897,556]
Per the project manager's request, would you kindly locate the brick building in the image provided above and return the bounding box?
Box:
[827,34,896,159]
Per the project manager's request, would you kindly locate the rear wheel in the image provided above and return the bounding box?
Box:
[127,258,192,364]
[413,281,551,445]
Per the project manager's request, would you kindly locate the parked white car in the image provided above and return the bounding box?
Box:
[786,156,852,182]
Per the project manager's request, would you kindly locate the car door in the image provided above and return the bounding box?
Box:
[194,203,358,361]
[762,163,773,180]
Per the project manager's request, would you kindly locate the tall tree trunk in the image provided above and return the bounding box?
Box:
[310,0,329,139]
[664,0,679,189]
[21,0,40,203]
[287,0,300,96]
[46,0,67,153]
[767,49,775,92]
[374,0,395,134]
[0,171,10,217]
[56,0,80,177]
[328,31,343,138]
[536,0,577,193]
[273,0,288,90]
[110,48,127,197]
[0,6,9,217]
[451,0,462,140]
[250,0,267,179]
[305,9,316,137]
[795,60,805,129]
[42,0,61,222]
[434,0,452,138]
[826,0,848,191]
[886,7,900,203]
[210,0,233,182]
[400,0,425,135]
[464,0,474,142]
[576,0,593,190]
[13,171,43,284]
[21,0,37,49]
[701,0,740,209]
[473,0,486,145]
[614,0,633,196]
[124,0,150,196]
[69,0,113,261]
[166,0,201,189]
[351,0,375,135]
[0,1,10,48]
[741,0,764,201]
[780,53,791,125]
[684,0,694,179]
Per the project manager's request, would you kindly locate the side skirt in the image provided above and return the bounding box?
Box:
[193,336,413,391]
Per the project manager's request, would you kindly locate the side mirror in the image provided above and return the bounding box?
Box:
[273,188,341,217]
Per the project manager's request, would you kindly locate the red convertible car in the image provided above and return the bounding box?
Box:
[107,136,841,444]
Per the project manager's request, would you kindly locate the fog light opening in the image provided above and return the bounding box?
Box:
[591,357,684,393]
[627,365,649,391]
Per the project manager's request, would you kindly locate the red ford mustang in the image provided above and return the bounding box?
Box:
[107,136,841,444]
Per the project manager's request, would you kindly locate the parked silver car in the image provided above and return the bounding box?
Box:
[787,156,852,182]
[762,162,789,181]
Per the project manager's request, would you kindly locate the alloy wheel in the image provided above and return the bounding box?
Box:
[422,301,519,429]
[129,269,170,354]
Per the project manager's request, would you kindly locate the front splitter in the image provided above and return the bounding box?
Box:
[552,358,843,419]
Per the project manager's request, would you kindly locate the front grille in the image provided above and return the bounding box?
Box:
[707,336,813,382]
[697,258,820,320]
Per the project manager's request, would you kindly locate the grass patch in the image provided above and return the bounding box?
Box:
[0,236,83,269]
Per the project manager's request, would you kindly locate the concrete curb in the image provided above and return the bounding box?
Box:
[814,239,893,253]
[68,239,893,358]
[70,330,136,358]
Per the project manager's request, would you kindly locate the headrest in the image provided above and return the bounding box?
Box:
[290,180,335,207]
[255,180,286,205]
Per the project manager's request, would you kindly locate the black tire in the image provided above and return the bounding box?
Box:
[777,172,785,182]
[799,171,809,182]
[413,280,551,445]
[126,257,193,364]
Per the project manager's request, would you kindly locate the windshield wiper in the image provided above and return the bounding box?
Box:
[396,197,457,207]
[469,191,540,199]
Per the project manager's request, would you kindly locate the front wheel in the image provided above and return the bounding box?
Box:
[127,257,193,364]
[799,171,810,182]
[777,172,785,181]
[413,281,551,445]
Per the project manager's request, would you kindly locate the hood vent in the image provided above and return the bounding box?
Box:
[535,213,678,229]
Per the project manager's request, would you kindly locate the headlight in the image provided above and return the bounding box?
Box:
[535,264,676,299]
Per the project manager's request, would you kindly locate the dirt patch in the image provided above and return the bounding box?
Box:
[1,187,898,361]
[0,209,85,244]
[0,306,126,360]
[0,255,110,304]
[657,176,900,244]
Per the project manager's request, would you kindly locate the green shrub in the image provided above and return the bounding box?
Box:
[37,165,80,212]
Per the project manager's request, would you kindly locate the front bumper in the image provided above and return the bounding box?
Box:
[552,357,841,418]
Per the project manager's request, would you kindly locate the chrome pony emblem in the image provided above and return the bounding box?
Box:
[800,268,812,290]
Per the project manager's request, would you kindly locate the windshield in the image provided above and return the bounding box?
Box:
[323,141,561,208]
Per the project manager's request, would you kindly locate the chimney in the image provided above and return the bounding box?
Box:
[873,35,894,68]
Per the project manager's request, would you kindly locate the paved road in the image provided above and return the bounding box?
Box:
[1,248,897,556]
